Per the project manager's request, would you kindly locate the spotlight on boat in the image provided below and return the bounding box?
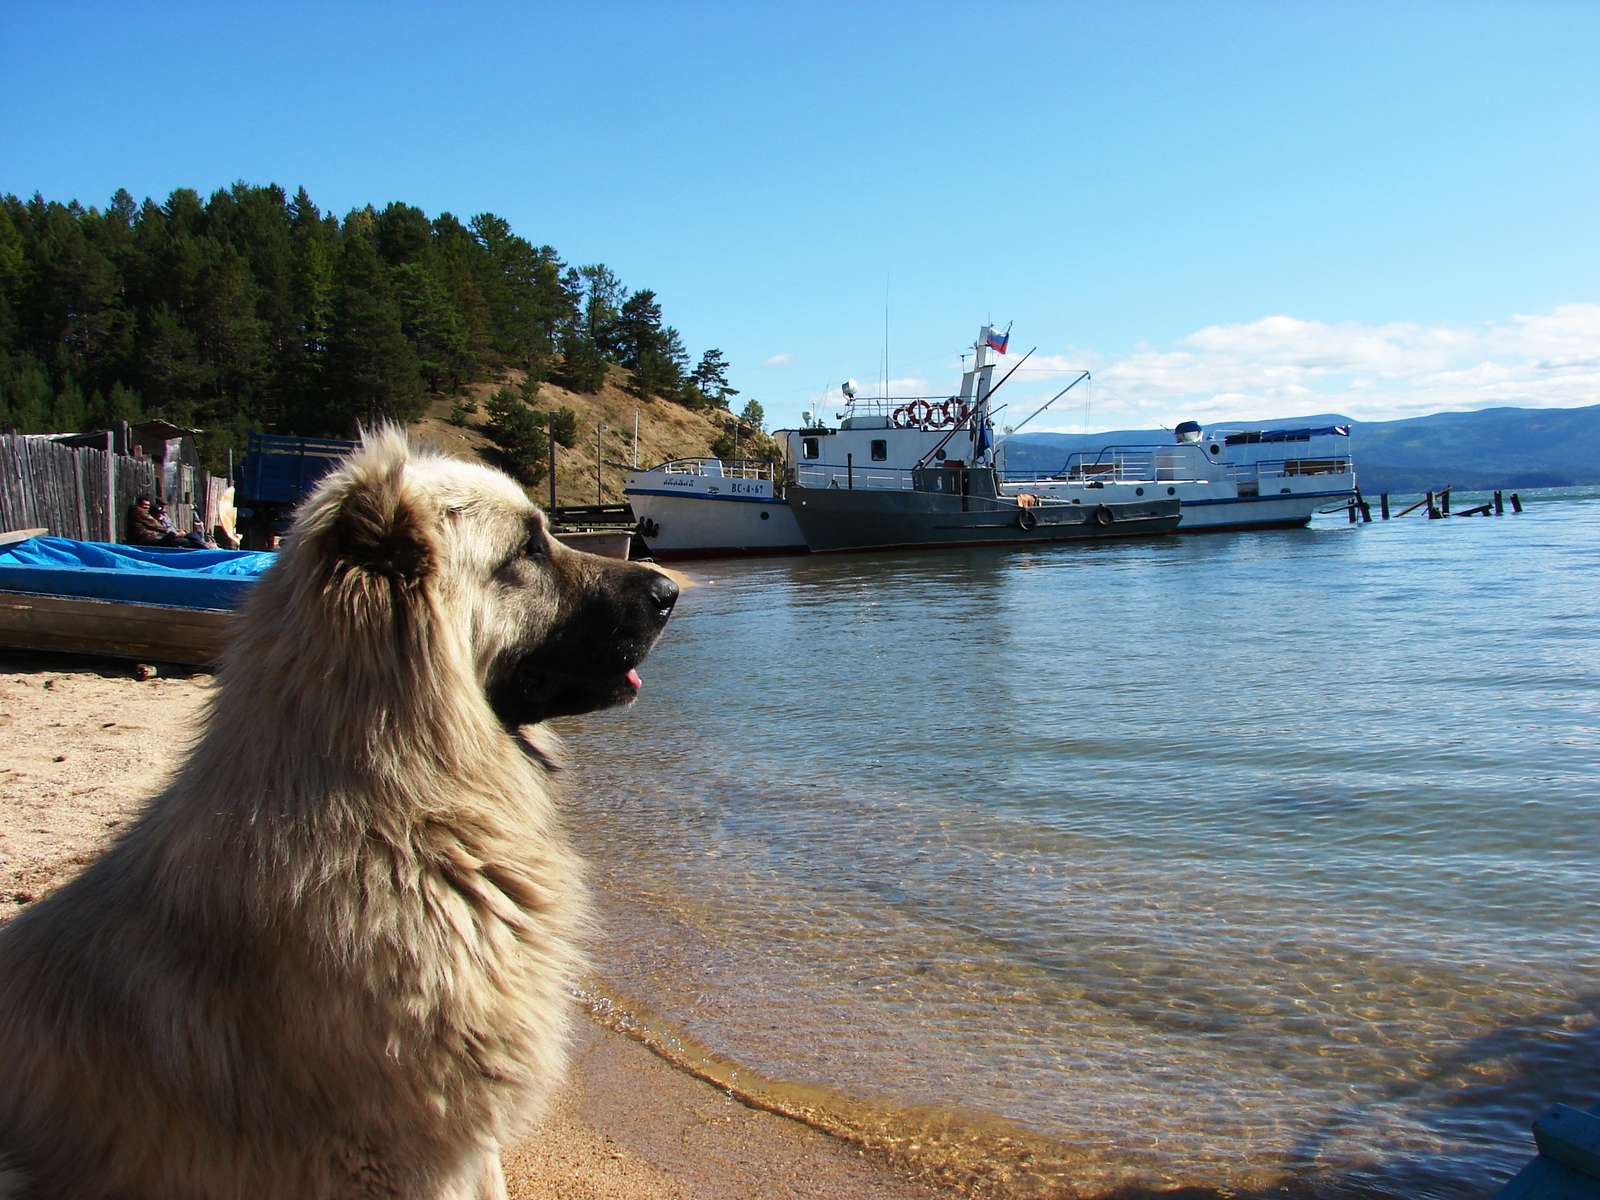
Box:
[1175,420,1203,444]
[842,380,858,399]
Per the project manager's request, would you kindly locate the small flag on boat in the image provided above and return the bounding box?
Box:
[974,417,993,461]
[985,327,1010,355]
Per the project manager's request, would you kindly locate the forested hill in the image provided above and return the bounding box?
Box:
[0,184,740,471]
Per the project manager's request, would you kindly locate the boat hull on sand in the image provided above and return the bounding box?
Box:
[0,591,232,666]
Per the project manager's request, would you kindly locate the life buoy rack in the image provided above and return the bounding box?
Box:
[1094,504,1115,526]
[890,398,972,429]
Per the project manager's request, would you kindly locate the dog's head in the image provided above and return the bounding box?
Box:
[283,429,678,730]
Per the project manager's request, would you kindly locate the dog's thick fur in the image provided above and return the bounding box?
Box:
[0,431,677,1199]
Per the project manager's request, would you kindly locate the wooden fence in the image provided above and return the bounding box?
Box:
[0,434,161,543]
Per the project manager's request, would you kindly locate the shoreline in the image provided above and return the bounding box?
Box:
[0,656,950,1200]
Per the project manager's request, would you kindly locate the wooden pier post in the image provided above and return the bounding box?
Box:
[1511,492,1523,513]
[1441,488,1451,516]
[1494,490,1504,516]
[1426,491,1440,519]
[1357,492,1372,522]
[1380,492,1390,520]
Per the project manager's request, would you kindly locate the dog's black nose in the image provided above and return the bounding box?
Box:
[648,573,679,622]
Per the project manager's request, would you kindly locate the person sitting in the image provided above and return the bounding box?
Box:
[150,500,207,549]
[126,497,177,547]
[185,518,213,550]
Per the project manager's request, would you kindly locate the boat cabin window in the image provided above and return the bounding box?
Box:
[870,439,887,461]
[802,438,820,459]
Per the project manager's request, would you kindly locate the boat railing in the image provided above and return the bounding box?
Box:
[1001,445,1351,485]
[645,457,776,481]
[792,463,918,491]
[1000,445,1159,484]
[1221,456,1351,480]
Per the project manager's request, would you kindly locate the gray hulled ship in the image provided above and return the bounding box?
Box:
[781,324,1180,554]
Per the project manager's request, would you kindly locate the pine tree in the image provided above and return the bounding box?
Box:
[554,326,608,393]
[691,349,738,410]
[483,385,549,483]
[322,233,425,433]
[0,350,52,431]
[48,379,86,431]
[139,303,212,422]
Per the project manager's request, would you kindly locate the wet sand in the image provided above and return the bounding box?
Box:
[0,657,946,1200]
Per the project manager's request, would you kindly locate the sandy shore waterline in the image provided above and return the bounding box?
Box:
[0,656,948,1199]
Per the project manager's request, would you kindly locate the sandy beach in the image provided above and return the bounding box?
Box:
[0,655,948,1200]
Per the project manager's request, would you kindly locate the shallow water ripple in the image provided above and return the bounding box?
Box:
[563,492,1600,1199]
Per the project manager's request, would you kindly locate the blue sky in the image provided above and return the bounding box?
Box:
[3,2,1596,432]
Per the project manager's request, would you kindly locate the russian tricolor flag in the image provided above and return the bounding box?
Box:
[985,328,1010,355]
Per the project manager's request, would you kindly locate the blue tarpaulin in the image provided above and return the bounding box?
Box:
[0,537,276,611]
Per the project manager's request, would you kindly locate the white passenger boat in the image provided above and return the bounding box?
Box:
[996,421,1357,531]
[623,458,806,560]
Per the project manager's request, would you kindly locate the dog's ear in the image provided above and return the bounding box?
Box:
[332,463,434,584]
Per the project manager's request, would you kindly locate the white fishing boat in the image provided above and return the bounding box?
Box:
[623,458,806,561]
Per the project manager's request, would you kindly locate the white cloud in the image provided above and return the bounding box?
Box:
[760,352,796,367]
[1008,304,1600,433]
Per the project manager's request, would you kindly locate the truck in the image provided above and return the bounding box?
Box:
[234,432,357,549]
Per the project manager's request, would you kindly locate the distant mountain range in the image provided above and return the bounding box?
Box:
[1002,403,1600,493]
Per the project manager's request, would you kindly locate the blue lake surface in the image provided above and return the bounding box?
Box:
[562,490,1600,1198]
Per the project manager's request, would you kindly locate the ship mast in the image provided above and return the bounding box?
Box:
[959,326,1002,465]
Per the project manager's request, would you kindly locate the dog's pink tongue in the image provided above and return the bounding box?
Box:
[626,668,642,691]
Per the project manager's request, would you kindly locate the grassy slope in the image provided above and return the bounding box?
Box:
[412,369,744,508]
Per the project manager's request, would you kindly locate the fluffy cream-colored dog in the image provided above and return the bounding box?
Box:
[0,430,678,1199]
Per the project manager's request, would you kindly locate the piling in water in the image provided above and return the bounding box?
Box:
[1426,491,1441,519]
[1494,490,1504,516]
[1380,493,1390,520]
[1511,492,1523,513]
[1441,488,1451,516]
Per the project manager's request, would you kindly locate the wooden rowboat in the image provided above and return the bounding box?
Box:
[0,531,263,668]
[0,591,232,667]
